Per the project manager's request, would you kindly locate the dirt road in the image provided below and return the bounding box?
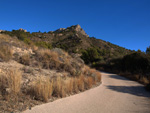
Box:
[24,72,150,113]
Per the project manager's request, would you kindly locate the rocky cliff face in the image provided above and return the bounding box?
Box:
[54,24,89,37]
[71,24,89,37]
[19,28,27,32]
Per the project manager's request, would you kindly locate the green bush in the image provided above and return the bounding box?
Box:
[81,48,103,64]
[121,52,150,73]
[35,41,52,49]
[2,30,33,45]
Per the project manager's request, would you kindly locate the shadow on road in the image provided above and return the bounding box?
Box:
[108,75,129,81]
[106,85,150,98]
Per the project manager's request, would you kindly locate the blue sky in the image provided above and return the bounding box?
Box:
[0,0,150,51]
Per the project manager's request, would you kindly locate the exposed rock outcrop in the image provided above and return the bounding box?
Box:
[19,28,27,32]
[54,24,89,37]
[68,24,89,37]
[0,30,5,33]
[54,28,66,33]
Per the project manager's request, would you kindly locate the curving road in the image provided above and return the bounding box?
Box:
[24,72,150,113]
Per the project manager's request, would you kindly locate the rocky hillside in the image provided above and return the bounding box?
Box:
[1,24,131,66]
[0,34,101,112]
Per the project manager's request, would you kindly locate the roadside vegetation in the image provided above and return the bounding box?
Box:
[0,44,13,62]
[0,25,149,112]
[1,27,150,91]
[93,50,150,89]
[0,34,101,112]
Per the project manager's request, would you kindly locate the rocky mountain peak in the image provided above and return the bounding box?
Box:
[55,28,66,32]
[74,24,81,31]
[71,24,89,37]
[54,24,89,37]
[19,28,27,32]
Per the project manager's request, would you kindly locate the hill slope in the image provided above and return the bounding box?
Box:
[1,24,131,65]
[0,34,101,112]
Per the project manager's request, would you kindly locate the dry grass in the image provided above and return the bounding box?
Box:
[135,74,140,80]
[86,68,101,83]
[0,69,22,95]
[77,75,85,91]
[66,78,73,94]
[53,76,66,98]
[95,71,101,82]
[87,76,94,88]
[19,54,31,65]
[53,76,62,97]
[0,45,13,62]
[27,68,102,102]
[32,45,38,51]
[29,77,53,102]
[36,49,60,69]
[60,85,66,98]
[140,76,149,84]
[73,78,79,93]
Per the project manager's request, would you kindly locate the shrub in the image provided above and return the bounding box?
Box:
[0,69,22,95]
[83,66,101,83]
[36,49,60,69]
[0,45,13,62]
[81,48,101,64]
[19,54,31,65]
[35,41,52,49]
[23,38,33,45]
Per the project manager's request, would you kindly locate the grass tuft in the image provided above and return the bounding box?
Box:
[19,54,31,65]
[0,69,22,95]
[0,45,13,62]
[29,77,53,102]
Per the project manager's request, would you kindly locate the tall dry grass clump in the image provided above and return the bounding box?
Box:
[85,76,94,89]
[27,69,102,102]
[29,77,53,102]
[36,49,60,69]
[0,45,13,61]
[77,75,85,91]
[0,69,22,94]
[85,67,102,82]
[73,78,79,93]
[95,71,101,82]
[65,78,73,94]
[53,76,66,97]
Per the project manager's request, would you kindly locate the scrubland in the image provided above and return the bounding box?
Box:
[0,34,101,112]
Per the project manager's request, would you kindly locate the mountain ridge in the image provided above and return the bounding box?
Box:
[0,24,131,64]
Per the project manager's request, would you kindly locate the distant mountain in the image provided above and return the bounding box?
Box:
[29,25,131,63]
